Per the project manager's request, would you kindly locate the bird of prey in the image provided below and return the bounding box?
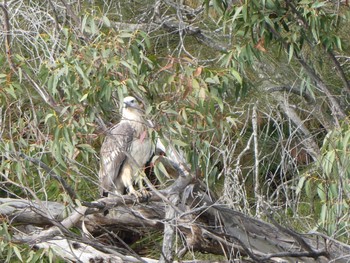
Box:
[99,96,153,198]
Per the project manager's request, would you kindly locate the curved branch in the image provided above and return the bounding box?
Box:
[267,86,316,104]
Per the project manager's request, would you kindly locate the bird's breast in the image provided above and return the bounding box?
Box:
[130,135,153,167]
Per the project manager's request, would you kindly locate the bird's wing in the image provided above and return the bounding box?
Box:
[99,122,134,196]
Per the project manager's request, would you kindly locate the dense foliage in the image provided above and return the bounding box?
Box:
[1,0,350,261]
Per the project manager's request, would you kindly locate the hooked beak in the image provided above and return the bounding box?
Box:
[124,101,140,110]
[124,101,131,108]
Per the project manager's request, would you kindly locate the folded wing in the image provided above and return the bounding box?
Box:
[99,122,134,196]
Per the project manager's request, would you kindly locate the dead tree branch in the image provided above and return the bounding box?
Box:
[2,151,350,263]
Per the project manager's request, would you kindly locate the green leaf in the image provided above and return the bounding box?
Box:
[75,64,85,78]
[163,108,178,115]
[44,113,55,124]
[76,144,96,153]
[212,95,223,112]
[296,176,307,195]
[192,78,200,90]
[119,32,134,38]
[231,69,242,84]
[5,84,17,99]
[58,106,70,118]
[102,16,111,27]
[322,150,335,177]
[154,160,169,184]
[205,76,220,84]
[174,121,183,136]
[311,1,326,8]
[342,131,350,153]
[53,146,67,168]
[181,108,188,122]
[320,204,327,224]
[67,43,72,56]
[48,247,54,263]
[75,63,90,87]
[172,139,188,147]
[14,54,25,61]
[6,245,13,262]
[329,183,338,198]
[89,17,98,35]
[80,93,89,102]
[335,36,342,50]
[63,127,73,147]
[242,5,248,22]
[305,178,313,198]
[18,67,22,83]
[199,87,206,101]
[288,44,294,63]
[120,60,136,75]
[231,6,243,23]
[48,74,59,96]
[317,184,326,201]
[13,246,23,262]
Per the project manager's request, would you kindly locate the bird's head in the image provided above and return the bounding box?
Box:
[122,96,144,121]
[123,96,141,110]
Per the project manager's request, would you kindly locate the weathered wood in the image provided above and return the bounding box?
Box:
[2,192,350,262]
[33,238,154,263]
[0,198,66,225]
[2,156,350,262]
[159,193,179,263]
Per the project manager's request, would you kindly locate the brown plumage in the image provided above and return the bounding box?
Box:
[99,96,153,197]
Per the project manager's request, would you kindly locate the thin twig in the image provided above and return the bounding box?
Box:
[252,104,261,217]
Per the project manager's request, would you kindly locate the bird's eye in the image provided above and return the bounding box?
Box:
[131,99,135,103]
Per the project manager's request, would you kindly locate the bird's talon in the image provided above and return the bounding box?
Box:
[129,189,151,202]
[140,189,152,202]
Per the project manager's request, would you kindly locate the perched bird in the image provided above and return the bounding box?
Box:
[99,96,153,198]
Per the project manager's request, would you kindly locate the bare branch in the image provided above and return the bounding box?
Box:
[267,86,316,104]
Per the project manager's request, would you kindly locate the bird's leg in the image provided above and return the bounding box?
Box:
[138,172,152,200]
[120,166,142,200]
[128,184,152,203]
[138,176,149,200]
[127,171,151,202]
[122,167,151,201]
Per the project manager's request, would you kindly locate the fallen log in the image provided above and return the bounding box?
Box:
[1,156,350,262]
[1,186,350,262]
